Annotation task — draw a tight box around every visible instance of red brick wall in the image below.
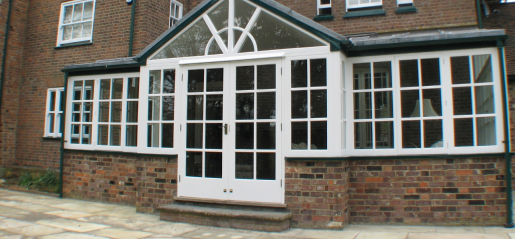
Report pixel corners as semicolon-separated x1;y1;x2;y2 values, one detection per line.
349;157;506;225
285;161;350;229
0;0;29;168
63;151;177;213
483;3;515;78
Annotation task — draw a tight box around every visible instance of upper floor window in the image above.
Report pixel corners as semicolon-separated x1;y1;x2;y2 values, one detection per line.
57;0;95;46
317;0;332;15
170;0;183;27
346;0;382;10
397;0;413;6
45;88;65;138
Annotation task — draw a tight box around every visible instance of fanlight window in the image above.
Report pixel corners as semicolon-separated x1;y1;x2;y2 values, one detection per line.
152;0;325;60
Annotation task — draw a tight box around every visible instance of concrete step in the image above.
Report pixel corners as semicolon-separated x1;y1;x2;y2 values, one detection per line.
158;203;292;232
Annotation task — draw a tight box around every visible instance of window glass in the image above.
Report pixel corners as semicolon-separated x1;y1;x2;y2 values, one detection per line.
45;88;65;138
58;0;95;46
148;69;176;148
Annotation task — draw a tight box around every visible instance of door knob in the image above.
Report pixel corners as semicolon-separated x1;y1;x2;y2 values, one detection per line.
224;189;227;192
229;189;233;193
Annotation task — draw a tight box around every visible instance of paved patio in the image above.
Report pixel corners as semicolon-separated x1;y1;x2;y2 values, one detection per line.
1;189;515;239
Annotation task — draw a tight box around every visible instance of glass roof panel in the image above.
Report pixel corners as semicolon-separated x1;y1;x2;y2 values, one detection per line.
234;0;256;29
153;19;212;59
208;0;229;31
208;40;223;55
239;35;254;53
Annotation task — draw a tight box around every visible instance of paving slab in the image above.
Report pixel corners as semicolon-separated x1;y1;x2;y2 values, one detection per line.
347;225;436;233
436;227;485;233
408;232;509;239
484;227;515;234
294;230;360;239
36;218;110;233
11;204;57;213
44;210;93;219
0;219;33;229
3;224;65;237
143;223;199;236
355;231;409;239
81;215;165;230
49;203;110;213
179;228;263;239
89;228;154;239
0;235;25;239
39;232;110;239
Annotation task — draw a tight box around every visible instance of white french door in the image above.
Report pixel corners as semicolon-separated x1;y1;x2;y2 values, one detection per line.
178;59;283;204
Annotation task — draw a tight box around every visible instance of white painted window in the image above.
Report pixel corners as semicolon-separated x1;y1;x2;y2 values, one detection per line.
346;0;382;10
348;49;503;155
397;0;413;6
317;0;332;15
45;88;65;138
170;0;183;27
57;0;95;46
147;69;176;148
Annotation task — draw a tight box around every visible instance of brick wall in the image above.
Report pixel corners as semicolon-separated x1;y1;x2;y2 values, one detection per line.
0;0;29;168
285;161;350;229
483;3;515;78
63;151;177;213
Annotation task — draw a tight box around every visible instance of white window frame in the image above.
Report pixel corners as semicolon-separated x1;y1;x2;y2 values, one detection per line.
57;0;96;46
170;0;183;28
44;88;65;138
345;48;504;156
346;0;382;10
317;0;332;16
397;0;413;5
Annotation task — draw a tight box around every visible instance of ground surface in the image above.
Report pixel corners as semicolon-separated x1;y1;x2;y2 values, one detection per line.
1;189;515;239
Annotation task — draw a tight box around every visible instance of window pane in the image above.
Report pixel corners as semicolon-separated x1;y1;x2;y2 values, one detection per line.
311;121;327;149
72;24;82;39
291;60;307;88
148;123;160;147
82;102;92;122
163;70;175;93
453;87;472;115
475;85;494;114
236;123;254;149
291;91;307;118
291;122;307;149
239;35;254;53
59;91;65;111
73;81;82;100
71;125;80;143
162;96;175;121
148;96;160;121
207;0;228;31
473;55;493;83
236;93;254;119
187;95;203;120
82;124;91;144
310;59;326;87
422;89;441;117
206;95;223;120
421;58;440;86
234;0;256;28
186;152;202;177
237;66;254;90
186;123;202;148
149;70;161;94
374;62;391;89
477;117;496;146
98;125;108;145
162;123;174;148
400;60;419;87
205;153;223;178
206;68;224;92
110;125;121;146
424;120;442;148
153;19;212;59
402;120;420;148
73;3;83;22
83;1;93;20
72;103;81;122
63;5;73;24
84;80;94;100
451;56;471;84
355;122;372;149
48;114;55;133
100;79;111;100
353;63;371;90
256;153;275;180
83;22;92;38
311;90;327;118
128;77;139;99
257;64;276;89
319;8;331;15
63;25;72;41
111;102;122;123
126;125;138;147
57;113;63;134
49;92;56;111
376;121;393;148
375;91;392;118
354;92;371;119
205;123;223;149
126;101;138;123
112;78;123;99
257;123;275;149
99;102;110;122
257;92;275;119
401;90;419;117
188;69;204;92
236;153;254;179
454;118;473;146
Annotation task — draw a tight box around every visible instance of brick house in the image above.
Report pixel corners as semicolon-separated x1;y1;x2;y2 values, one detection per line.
0;0;514;231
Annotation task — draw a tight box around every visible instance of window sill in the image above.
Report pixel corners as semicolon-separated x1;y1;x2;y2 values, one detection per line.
313;15;334;21
396;6;417;14
42;136;62;140
343;9;386;18
55;41;92;49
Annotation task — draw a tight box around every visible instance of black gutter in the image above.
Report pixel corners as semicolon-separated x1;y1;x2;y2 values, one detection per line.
476;0;483;29
0;0;14;135
128;0;136;57
498;40;514;228
59;72;69;199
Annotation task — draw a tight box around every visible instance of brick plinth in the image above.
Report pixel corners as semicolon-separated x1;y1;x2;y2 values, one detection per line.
63;151;178;213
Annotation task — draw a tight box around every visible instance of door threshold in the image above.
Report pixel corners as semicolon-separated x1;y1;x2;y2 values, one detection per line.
173;196;287;208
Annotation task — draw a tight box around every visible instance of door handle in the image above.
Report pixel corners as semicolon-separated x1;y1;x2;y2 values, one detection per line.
224;189;227;193
223;124;228;135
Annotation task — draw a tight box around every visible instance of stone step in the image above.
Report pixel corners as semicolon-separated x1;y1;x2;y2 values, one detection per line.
158;203;292;232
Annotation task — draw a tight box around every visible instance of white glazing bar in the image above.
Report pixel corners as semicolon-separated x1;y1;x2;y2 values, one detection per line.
203;15;229;54
233;8;260;53
228;0;235;53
